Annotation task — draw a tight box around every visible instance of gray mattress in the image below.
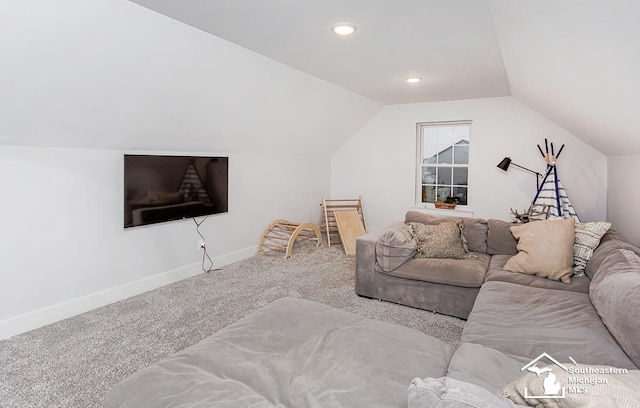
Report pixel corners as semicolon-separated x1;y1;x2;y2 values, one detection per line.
103;297;453;408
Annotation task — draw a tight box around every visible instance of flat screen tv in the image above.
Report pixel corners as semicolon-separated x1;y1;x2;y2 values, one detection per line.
124;155;228;228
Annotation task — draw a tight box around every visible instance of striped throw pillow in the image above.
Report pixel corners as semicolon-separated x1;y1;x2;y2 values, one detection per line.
573;221;611;275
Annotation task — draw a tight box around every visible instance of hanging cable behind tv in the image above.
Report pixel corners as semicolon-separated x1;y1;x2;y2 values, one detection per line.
193;216;220;273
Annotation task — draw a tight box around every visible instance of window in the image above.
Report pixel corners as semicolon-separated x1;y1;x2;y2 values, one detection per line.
416;121;471;207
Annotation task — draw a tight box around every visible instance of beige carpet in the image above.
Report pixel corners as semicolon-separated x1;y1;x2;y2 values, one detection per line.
0;241;464;407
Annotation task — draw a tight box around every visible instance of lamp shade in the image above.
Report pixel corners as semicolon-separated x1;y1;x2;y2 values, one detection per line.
497;157;512;171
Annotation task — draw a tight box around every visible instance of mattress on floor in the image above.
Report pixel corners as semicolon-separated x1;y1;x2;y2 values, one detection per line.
103;297;453;408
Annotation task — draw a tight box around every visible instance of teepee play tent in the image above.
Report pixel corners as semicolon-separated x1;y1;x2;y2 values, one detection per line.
531;139;580;222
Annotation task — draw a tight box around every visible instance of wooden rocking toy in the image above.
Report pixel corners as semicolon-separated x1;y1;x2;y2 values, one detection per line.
257;220;322;259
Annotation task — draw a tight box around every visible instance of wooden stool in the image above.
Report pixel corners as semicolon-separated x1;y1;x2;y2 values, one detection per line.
257;219;322;259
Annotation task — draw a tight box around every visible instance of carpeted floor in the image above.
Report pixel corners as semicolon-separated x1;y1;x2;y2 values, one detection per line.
0;241;465;407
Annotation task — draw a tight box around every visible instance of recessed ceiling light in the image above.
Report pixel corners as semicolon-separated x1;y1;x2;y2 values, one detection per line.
332;24;357;36
405;77;422;83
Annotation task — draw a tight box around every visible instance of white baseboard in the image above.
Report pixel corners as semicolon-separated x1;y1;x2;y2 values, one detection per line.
213;246;257;268
0;246;257;340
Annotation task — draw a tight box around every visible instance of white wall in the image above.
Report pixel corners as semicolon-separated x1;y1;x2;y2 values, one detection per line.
331;97;608;230
607;155;640;246
0;145;328;338
0;0;381;338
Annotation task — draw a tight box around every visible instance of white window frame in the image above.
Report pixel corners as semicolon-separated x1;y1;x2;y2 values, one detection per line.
415;120;472;209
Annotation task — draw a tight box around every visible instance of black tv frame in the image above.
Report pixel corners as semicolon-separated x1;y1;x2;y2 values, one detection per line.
124;154;228;228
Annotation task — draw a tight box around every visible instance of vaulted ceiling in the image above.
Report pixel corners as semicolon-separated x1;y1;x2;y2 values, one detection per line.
130;0;640;156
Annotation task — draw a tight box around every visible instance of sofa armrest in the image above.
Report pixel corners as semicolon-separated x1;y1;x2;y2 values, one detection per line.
356;221;412;297
355;230;384;298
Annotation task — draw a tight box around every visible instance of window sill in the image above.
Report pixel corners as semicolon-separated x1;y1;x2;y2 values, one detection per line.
411;205;474;218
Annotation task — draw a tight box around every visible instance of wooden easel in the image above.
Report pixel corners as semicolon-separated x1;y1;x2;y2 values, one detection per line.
257;220;322;259
320;196;367;252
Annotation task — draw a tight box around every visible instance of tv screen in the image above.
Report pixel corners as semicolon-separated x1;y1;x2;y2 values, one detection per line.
124;155;228;228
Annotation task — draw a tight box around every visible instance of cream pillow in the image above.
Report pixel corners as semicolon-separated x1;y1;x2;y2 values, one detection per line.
503;218;575;284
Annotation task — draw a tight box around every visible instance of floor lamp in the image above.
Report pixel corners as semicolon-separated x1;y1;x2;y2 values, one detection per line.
496;157;542;189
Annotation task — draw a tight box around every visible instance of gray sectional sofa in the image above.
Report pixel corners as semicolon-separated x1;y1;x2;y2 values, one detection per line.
356;211;593;318
104;210;640;407
356;210;640;400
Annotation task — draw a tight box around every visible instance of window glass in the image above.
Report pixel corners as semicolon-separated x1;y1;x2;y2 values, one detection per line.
452;167;468;186
437;186;451;202
438;167;452;185
417;121;471;206
422;167;437;184
452;187;468;205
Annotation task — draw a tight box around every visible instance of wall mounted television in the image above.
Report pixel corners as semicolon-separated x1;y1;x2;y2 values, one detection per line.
124;155;229;228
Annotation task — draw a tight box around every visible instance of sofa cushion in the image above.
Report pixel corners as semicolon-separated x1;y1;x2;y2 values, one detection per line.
104;297;453;408
446;342;531;394
404;211;488;253
486;255;590;293
573;221;611;275
585;229;640;280
503;218;575;284
410;221;469;259
500;363;640;408
590;249;640;368
386;253;490;288
375;222;417;272
462;281;637;369
462;218;489;254
371;271;480;319
408;376;522;408
405;210;438;225
486;219;518;255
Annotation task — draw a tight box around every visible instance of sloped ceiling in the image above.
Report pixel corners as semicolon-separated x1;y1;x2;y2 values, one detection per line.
130;0;640;156
490;0;640;156
1;0;637;156
130;0;511;105
0;0;381;155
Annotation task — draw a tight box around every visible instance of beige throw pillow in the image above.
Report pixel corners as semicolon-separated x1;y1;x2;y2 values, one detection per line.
409;221;469;259
504;218;575;284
